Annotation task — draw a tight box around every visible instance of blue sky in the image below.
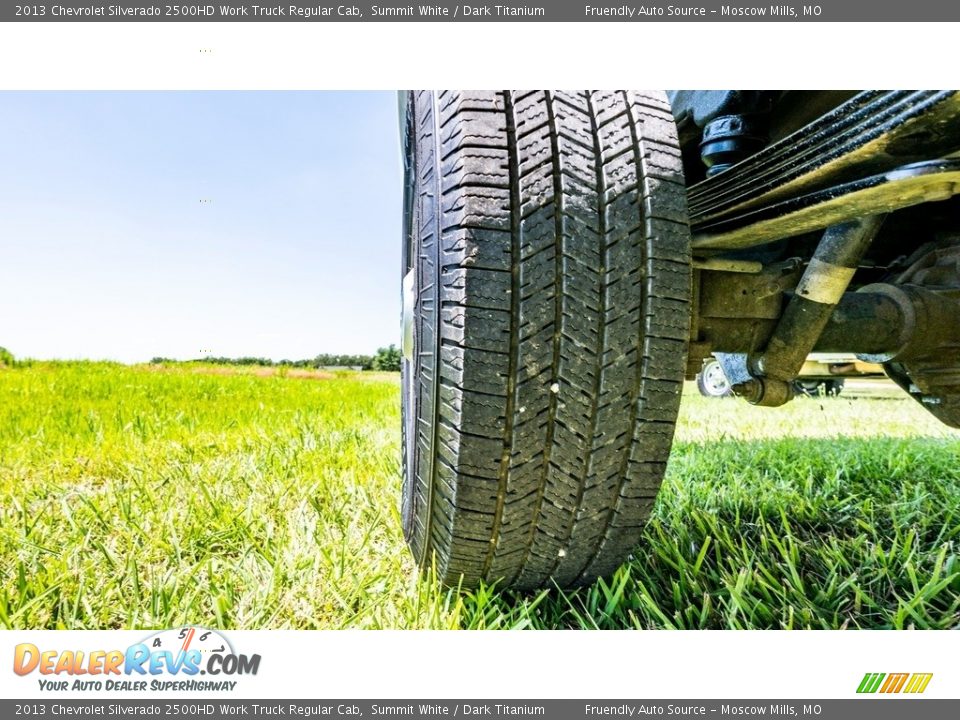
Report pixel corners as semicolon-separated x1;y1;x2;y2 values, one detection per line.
0;92;402;363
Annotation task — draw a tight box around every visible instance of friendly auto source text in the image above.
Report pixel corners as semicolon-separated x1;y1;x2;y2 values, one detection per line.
584;5;821;16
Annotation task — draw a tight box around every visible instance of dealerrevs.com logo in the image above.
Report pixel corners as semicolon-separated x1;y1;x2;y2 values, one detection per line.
13;627;260;692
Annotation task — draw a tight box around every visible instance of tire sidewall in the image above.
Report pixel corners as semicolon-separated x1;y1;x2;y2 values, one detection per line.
399;91;419;542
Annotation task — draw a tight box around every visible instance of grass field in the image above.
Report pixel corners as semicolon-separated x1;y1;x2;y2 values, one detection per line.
1;362;958;630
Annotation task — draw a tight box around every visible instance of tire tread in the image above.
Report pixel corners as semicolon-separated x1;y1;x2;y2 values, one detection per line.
403;90;690;589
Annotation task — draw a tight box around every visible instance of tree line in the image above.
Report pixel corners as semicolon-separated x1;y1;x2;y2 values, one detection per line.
150;344;402;372
1;345;403;372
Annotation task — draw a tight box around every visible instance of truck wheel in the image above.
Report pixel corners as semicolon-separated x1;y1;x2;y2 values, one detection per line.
794;379;844;397
696;358;732;397
825;379;845;396
794;380;819;396
400;90;690;590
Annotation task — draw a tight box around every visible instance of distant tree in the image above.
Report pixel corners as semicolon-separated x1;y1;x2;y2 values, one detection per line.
371;344;401;372
312;353;374;369
0;346;14;367
192;356;273;366
145;353;384;370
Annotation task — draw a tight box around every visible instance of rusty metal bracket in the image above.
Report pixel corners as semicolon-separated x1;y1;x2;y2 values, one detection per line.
730;216;885;406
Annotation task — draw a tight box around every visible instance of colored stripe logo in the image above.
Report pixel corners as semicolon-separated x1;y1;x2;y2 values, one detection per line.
857;672;933;694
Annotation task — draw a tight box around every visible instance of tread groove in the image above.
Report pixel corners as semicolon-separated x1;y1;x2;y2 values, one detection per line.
510;90;566;586
421;93;444;568
575;90;649;581
481;91;521;578
548;90;608;583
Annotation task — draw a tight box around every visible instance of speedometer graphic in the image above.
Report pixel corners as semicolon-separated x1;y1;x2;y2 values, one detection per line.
141;626;234;659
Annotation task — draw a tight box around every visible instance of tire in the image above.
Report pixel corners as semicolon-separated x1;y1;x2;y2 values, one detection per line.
696;358;732;397
400;90;691;590
825;379;845;396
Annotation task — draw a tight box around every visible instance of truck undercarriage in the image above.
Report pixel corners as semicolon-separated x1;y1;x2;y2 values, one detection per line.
399;90;960;589
673;90;960;424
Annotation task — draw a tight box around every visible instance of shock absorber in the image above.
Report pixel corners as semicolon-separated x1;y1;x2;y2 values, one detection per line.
700;113;768;177
734;215;887;406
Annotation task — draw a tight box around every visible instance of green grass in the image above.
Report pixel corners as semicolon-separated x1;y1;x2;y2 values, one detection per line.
1;362;958;629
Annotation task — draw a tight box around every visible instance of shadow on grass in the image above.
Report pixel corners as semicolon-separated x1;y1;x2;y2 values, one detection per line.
443;436;960;630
